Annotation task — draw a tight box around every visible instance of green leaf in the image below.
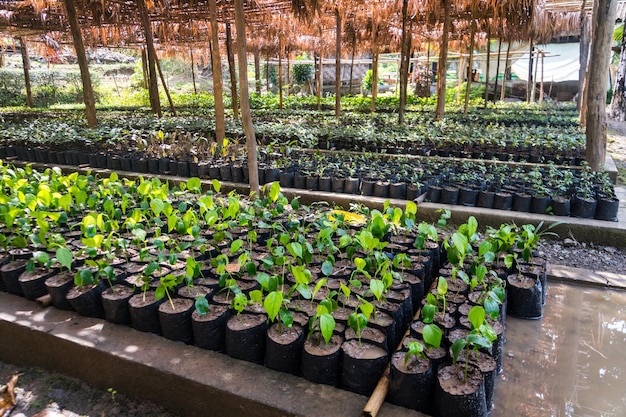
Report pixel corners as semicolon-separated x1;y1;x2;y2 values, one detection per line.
319;313;335;345
150;199;165;216
405;200;417;215
436;276;448;296
56;247;73;271
421;303;436;324
212;179;221;193
269;181;281;202
370;279;385;301
354;257;367;271
195;296;210;315
321;260;333;276
286;242;303;259
451;339;467;364
187;177;202;193
358;300;374;320
423;324;443;348
278;308;293;327
155;285;166;300
264;291;283;322
468;306;486;330
230;239;244;254
290;198;300;211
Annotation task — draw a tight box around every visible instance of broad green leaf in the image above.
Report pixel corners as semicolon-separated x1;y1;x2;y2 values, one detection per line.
423;324;443;348
405;200;417;216
269;181;281;202
264;291;283;322
354;257;367;271
230;239;244;254
370;279;384;301
56;247;73;271
468;306;486;330
195;296;210;315
451;339;467;364
150;198;165;216
321;260;333;276
437;276;448;296
212;179;221;193
319;313;335;345
286;242;303;259
187;177;202;193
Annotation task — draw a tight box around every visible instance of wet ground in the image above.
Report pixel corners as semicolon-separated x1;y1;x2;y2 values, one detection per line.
493;281;626;417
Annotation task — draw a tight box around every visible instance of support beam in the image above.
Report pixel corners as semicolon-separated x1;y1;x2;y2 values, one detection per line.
501;41;511;101
209;0;225;147
278;36;284;110
225;22;239;119
585;0;618;171
492;37;502;102
137;0;161;117
254;47;261;95
435;0;451;120
155;54;176;116
335;8;342;119
398;0;411;125
483;27;491;108
464;21;476;114
371;8;379;112
18;37;33;108
578;4;590;110
190;48;197;95
527;41;534;103
64;0;97;127
234;0;259;196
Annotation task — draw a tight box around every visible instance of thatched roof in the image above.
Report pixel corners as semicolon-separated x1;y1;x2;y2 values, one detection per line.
0;0;610;59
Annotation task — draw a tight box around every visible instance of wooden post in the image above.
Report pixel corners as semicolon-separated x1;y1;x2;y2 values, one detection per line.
141;48;149;90
349;22;356;96
225;22;239;119
278;36;284;109
254;46;261;94
464;21;476;114
435;0;451;120
371;8;379;112
483;27;491;107
317;50;323;110
457;56;465;103
492;37;502;102
137;0;161;117
398;0;411;125
64;0;98;127
578;5;590;110
501;41;511;101
335;8;342;118
530;47;539;102
190;47;197;95
265;53;270;93
209;0;225;147
586;0;618;171
234;0;259;196
18;37;33;108
287;51;291;94
155;54;177;115
539;51;545;103
527;41;534;102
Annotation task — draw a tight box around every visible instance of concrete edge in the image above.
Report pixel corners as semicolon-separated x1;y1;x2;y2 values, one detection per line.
0;292;423;417
7;160;626;248
548;264;626;291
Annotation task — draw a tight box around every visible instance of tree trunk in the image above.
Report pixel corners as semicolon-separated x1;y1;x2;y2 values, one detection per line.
137;0;161;117
578;11;591;110
254;47;261;94
501;41;511;101
398;0;411;125
18;37;33;108
435;0;451;120
155;54;177;115
492;38;502;102
234;0;259;196
190;48;197;95
586;0;618;171
64;0;98;127
209;0;225;147
225;22;239;119
335;8;342;119
464;21;476;114
609;27;626;120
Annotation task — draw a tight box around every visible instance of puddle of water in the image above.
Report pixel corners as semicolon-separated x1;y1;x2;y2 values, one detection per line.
492;282;626;417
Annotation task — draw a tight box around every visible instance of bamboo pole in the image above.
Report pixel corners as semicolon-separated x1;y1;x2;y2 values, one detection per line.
209;0;225;147
492;37;502;102
464;21;476;114
18;37;33;108
483;27;491;108
64;0;97;127
254;46;261;94
137;0;161;117
539;51;545;103
155;54;177;116
278;36;284;109
501;41;511;101
190;47;197;95
371;8;379;112
435;0;451;120
335;8;342;119
234;0;259;196
398;0;411;125
226;22;239;119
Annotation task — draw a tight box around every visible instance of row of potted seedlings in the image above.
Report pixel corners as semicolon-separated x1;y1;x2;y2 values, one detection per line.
2;142;618;222
0;163;552;416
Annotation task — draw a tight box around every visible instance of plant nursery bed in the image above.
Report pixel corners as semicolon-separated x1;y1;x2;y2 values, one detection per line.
0;162;567;417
